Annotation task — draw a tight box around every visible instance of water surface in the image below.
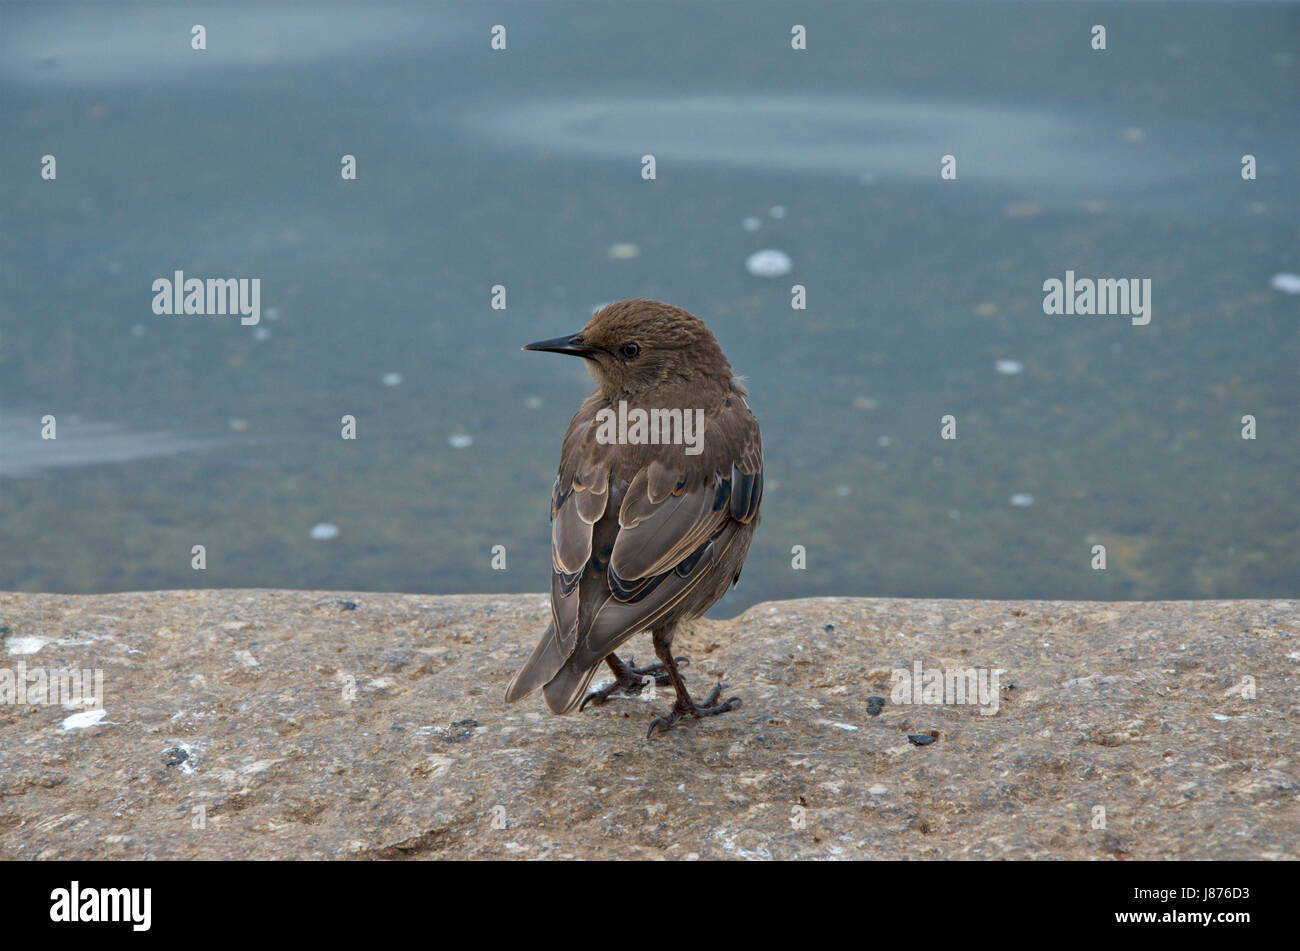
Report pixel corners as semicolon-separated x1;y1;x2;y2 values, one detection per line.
1;1;1296;608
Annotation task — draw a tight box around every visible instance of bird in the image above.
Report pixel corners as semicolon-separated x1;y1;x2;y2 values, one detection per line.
505;299;763;737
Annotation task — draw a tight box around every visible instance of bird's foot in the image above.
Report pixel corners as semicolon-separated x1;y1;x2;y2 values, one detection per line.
580;656;688;711
646;684;742;737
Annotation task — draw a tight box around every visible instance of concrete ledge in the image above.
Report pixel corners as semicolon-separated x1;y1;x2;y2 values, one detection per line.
0;590;1295;860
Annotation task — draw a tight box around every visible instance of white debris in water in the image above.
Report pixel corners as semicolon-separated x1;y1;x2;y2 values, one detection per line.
130;323;145;337
524;395;543;409
741;216;762;232
382;372;403;387
996;359;1024;375
7;636;48;655
253;327;270;341
1010;493;1035;507
769;205;787;219
877;435;893;447
228;418;249;432
835;485;851;497
853;395;880;410
265;306;280;321
1269;272;1300;294
62;709;106;730
310;522;339;541
448;433;473;449
607;243;639;260
745;249;792;278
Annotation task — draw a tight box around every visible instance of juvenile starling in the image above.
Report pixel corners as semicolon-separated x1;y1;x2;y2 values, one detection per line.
505;300;763;736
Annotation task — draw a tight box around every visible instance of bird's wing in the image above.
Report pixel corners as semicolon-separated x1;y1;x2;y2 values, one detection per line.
597;401;760;628
549;455;611;651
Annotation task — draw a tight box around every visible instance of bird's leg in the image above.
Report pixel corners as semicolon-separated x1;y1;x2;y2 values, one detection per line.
579;651;687;711
646;628;741;737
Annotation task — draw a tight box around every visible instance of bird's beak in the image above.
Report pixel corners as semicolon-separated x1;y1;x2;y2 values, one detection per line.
522;333;602;360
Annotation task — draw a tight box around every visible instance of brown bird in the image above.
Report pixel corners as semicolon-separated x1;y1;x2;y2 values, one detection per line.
505;299;763;736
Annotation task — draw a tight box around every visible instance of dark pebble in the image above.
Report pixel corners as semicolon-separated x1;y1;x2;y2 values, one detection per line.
865;696;886;716
161;746;190;767
908;733;937;746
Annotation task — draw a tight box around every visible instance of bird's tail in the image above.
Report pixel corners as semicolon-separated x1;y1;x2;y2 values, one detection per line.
504;621;571;705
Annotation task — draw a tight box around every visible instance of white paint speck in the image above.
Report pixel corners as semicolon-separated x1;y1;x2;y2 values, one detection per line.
996;359;1024;375
769;205;786;219
745;249;792;278
524;395;543;409
381;372;403;387
252;327;270;341
448;433;473;449
1010;493;1034;507
7;636;47;655
310;522;339;541
877;435;893;447
835;485;851;497
62;709;106;730
1269;272;1300;294
741;216;762;232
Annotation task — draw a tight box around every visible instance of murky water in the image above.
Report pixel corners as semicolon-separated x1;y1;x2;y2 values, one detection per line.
1;1;1296;608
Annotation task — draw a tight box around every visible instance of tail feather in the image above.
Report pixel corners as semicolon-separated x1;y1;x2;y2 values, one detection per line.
504;622;570;704
541;660;603;715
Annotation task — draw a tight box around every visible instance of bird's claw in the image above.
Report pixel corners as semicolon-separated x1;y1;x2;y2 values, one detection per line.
581;656;688;711
645;686;742;738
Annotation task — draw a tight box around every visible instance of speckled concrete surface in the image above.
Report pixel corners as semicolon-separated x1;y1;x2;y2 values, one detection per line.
0;590;1295;859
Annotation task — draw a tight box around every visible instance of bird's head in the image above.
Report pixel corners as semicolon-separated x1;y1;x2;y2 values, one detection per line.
523;299;733;400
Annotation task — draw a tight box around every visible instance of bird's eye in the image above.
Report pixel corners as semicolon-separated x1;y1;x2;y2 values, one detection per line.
620;342;641;359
